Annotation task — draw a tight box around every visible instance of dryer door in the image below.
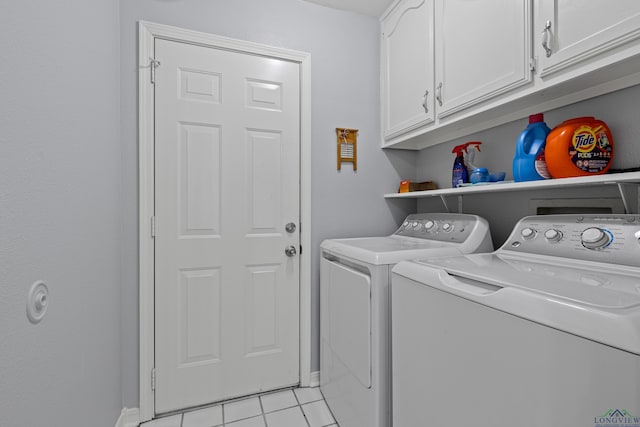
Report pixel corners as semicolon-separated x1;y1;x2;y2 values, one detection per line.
321;257;371;388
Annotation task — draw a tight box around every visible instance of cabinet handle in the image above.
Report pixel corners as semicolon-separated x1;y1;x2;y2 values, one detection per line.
542;20;552;58
436;82;443;106
422;90;429;113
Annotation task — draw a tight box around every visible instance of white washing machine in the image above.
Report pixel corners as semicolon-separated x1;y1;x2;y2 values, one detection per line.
320;213;493;427
392;214;640;427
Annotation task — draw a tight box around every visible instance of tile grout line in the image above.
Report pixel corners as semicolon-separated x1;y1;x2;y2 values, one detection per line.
293;388;312;427
258;392;268;427
317;388;338;427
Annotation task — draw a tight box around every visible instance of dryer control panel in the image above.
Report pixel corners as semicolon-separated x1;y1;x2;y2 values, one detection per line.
502;214;640;267
395;213;487;244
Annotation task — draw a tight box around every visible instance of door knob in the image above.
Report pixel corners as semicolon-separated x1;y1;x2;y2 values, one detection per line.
285;222;296;233
285;245;297;257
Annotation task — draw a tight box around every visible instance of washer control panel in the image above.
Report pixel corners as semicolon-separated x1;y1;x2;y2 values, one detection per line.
394;213;483;243
503;214;640;267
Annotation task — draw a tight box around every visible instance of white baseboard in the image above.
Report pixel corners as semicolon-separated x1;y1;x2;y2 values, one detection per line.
116;407;140;427
309;370;320;387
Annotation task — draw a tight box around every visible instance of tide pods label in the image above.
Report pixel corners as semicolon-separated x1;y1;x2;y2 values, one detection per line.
573;127;597;152
569;125;612;173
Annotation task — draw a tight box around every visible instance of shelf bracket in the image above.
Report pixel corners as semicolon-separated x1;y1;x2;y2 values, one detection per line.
439;195;464;213
616;183;639;214
439;195;451;213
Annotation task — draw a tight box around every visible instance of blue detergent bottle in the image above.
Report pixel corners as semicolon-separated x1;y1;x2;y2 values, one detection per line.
451;143;469;188
513;113;552;182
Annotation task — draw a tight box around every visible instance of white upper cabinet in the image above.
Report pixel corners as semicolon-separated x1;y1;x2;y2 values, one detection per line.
381;0;434;140
537;0;640;77
381;0;640;149
434;0;532;118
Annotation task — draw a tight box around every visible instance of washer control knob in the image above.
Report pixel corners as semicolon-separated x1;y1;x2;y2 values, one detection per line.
442;223;453;232
544;229;562;242
414;222;423;231
521;227;536;239
403;221;410;229
581;227;612;250
424;220;435;231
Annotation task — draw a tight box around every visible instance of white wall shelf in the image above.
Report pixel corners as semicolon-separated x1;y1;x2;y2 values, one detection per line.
385;172;640;213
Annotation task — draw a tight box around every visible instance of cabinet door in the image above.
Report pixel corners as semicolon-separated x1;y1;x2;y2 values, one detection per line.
435;0;532;118
381;0;434;141
537;0;640;77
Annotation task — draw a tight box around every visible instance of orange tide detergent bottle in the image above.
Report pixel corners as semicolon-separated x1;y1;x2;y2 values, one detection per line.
545;117;614;178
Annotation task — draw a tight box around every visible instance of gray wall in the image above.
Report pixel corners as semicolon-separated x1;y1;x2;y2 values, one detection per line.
415;85;640;245
0;1;122;427
120;0;415;407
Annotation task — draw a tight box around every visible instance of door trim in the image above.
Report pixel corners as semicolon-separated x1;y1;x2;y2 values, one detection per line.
137;20;312;422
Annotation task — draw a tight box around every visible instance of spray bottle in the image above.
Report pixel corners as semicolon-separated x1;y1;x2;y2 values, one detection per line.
465;142;488;183
451;143;470;188
465;141;483;171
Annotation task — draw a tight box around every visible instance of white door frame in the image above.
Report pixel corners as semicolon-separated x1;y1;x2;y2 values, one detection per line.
137;20;312;422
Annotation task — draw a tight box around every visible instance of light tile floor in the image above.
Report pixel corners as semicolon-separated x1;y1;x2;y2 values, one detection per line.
141;387;337;427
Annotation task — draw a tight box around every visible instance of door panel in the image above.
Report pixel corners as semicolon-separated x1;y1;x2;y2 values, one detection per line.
179;123;221;235
435;0;532;117
154;38;300;414
327;260;371;388
179;269;221;365
381;0;435;140
247;130;282;230
538;0;640;76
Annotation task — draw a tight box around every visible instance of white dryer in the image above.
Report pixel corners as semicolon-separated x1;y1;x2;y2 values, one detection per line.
392;214;640;427
320;213;493;427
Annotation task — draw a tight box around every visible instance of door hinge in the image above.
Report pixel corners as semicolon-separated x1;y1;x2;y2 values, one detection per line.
151;368;156;391
149;58;161;84
151;216;156;238
529;57;537;73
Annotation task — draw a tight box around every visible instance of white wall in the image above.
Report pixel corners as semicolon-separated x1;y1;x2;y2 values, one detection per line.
119;0;416;407
0;2;122;426
415;85;640;245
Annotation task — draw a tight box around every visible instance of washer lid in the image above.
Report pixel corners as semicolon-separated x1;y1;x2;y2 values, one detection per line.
321;236;459;265
416;253;640;309
393;254;640;354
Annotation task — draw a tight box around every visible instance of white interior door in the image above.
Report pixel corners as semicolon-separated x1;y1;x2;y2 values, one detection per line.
154;38;301;414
